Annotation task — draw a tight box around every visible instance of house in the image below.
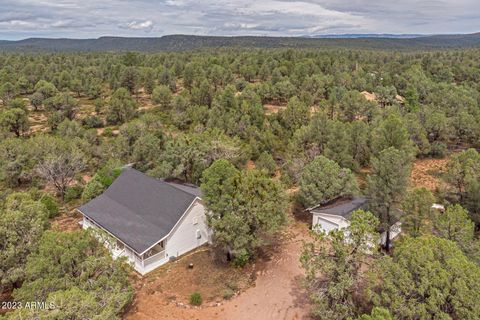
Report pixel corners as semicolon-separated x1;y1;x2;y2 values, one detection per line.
77;168;210;275
307;197;401;246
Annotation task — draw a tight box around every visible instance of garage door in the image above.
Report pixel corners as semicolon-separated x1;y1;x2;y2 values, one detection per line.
314;216;339;234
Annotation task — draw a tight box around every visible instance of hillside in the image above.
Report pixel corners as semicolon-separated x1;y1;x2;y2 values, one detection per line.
1;33;479;52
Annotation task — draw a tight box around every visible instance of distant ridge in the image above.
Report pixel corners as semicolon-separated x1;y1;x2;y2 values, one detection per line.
310;34;425;39
0;33;479;52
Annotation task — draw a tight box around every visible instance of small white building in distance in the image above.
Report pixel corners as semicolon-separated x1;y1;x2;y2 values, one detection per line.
307;197;401;246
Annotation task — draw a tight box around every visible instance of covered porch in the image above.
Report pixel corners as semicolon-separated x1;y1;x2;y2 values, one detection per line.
131;241;168;274
82;216;169;275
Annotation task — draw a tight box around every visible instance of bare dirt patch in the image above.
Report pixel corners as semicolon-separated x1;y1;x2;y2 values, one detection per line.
125;248;256;320
138;101;157;112
246;160;256;170
82;174;92;184
360;91;404;104
286;187;300;195
51;210;82;232
0;291;13;314
264;104;286;115
76;99;96;117
28;111;49;133
361;91;376;102
220;223;312;320
135;90;158;112
410;157;449;191
126;220;312;320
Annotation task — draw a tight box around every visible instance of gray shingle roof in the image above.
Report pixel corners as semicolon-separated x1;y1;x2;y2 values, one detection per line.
78;168;200;254
310;197;368;220
164;181;202;197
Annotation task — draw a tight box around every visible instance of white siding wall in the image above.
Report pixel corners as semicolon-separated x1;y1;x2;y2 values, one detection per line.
380;221;402;246
312;212;350;233
311;212;403;250
165;199;210;259
82;216;95;229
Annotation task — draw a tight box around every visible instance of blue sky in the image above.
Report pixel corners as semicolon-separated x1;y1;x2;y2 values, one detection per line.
0;0;479;40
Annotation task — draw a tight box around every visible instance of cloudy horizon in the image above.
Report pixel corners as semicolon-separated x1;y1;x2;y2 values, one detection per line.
0;0;479;40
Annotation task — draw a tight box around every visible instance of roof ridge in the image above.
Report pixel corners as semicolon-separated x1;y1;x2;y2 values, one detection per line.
125;168;197;199
109;169;197;226
165;181;200;196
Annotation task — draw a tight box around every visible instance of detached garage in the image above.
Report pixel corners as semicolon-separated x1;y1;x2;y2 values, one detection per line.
308;197;368;233
307;196;402;247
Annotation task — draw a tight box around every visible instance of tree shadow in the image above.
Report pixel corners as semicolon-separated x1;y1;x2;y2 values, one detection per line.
290;274;314;319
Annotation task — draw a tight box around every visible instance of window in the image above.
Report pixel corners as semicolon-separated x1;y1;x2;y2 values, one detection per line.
116;240;125;250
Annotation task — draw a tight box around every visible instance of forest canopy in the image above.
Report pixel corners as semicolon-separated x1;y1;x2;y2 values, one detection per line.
0;47;479;319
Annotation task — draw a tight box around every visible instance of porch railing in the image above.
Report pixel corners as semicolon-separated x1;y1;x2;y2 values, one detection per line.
143;250;166;267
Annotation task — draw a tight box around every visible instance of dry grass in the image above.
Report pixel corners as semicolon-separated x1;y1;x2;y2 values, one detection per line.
51;214;82;232
361;91;376;102
263;104;286;114
360;91;404;103
130;248;256;306
28;110;49;133
410;157;449;191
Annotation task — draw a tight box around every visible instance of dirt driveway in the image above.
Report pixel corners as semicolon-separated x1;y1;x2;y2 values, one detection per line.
125;220;312;320
220;229;311;320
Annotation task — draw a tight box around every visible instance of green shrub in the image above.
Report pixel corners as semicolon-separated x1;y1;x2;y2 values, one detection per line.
47;110;67;131
94;98;104;113
103;127;114;137
64;185;83;202
225;281;239;291
222;288;234;300
189;292;203;306
81;164;122;203
40;194;59;218
279;170;293;188
96;166;122;187
232;249;251;267
82;115;104;128
255;151;277;176
81;179;105;202
235;79;248;91
430;141;447;158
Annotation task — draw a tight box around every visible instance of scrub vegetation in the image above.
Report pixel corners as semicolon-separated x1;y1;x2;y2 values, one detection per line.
0;47;480;319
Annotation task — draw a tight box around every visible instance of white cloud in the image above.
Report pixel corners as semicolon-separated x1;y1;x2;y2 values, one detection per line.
0;0;478;39
123;20;155;31
0;19;37;28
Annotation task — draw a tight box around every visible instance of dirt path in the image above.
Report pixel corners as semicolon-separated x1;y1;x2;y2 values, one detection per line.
220;229;311;320
126;222;312;320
